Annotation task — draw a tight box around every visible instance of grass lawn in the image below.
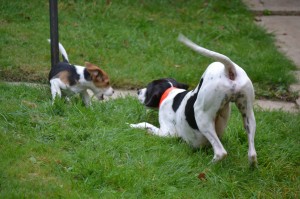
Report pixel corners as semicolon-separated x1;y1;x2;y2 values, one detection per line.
1;0;299;198
0;82;299;198
0;0;297;100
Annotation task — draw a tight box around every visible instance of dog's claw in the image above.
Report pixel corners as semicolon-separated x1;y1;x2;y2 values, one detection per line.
249;155;258;168
212;152;228;163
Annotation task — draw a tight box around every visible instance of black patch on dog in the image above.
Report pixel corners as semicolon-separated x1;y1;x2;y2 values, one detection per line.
84;69;92;81
48;62;80;86
185;78;204;130
172;91;189;112
144;78;188;108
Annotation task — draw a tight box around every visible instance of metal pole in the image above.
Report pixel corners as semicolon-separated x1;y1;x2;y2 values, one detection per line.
49;0;59;68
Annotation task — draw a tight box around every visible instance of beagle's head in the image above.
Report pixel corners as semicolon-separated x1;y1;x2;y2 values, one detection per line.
137;78;188;108
85;62;114;100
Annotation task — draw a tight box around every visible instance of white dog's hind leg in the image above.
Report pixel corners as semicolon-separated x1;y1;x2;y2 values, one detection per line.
196;115;228;163
215;104;231;138
246;110;257;167
236;96;257;167
235;90;257;166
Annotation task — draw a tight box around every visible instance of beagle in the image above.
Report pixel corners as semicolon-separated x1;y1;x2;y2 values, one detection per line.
48;41;114;106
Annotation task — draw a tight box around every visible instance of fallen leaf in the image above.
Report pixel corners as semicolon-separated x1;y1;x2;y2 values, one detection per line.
198;172;206;181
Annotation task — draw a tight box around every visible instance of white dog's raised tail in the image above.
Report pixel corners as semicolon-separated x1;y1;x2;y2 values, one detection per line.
178;34;236;80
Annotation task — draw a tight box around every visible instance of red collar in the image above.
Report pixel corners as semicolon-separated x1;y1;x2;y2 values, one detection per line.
159;87;176;107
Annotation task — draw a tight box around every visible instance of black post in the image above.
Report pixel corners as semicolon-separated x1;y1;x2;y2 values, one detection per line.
49;0;59;68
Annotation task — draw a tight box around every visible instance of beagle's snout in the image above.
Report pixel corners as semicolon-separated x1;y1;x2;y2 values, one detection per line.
137;89;141;95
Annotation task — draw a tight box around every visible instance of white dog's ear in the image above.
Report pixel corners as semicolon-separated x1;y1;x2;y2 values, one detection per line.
167;78;189;90
144;90;161;108
143;82;166;108
177;82;188;90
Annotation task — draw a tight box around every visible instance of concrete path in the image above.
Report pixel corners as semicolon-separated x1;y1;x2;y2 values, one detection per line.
7;81;298;113
105;89;136;100
243;0;300;15
243;0;300;113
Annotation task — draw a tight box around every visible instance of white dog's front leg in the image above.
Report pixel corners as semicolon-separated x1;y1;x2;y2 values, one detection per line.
130;122;161;135
130;122;171;137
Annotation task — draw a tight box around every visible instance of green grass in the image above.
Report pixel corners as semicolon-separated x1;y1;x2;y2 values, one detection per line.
0;0;297;100
0;82;299;198
0;1;299;197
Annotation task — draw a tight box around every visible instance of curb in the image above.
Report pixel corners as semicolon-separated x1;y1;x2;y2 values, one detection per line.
2;82;299;113
250;10;300;16
242;0;300;16
254;99;298;113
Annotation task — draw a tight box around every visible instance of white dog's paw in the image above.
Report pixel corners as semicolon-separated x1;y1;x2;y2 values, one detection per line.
248;151;258;168
212;151;228;163
129;123;138;128
127;123;136;128
129;122;146;129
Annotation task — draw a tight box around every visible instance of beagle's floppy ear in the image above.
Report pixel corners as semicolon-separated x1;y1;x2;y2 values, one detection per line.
85;62;105;78
85;62;92;67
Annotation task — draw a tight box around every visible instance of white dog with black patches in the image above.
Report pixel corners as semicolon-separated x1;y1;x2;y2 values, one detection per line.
48;41;114;106
131;34;257;167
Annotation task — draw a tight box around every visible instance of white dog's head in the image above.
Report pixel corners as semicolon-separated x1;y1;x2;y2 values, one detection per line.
137;78;188;108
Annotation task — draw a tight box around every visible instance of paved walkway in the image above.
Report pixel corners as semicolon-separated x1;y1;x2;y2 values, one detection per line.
6;81;299;112
243;0;300;113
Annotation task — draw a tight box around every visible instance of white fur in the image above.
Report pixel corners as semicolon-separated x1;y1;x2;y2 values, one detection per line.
48;39;69;62
131;35;257;166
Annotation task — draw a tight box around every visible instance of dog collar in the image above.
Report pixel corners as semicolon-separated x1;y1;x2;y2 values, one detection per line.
159;87;176;107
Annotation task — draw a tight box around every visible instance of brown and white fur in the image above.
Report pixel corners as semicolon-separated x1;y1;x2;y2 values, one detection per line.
130;34;257;167
48;41;114;106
